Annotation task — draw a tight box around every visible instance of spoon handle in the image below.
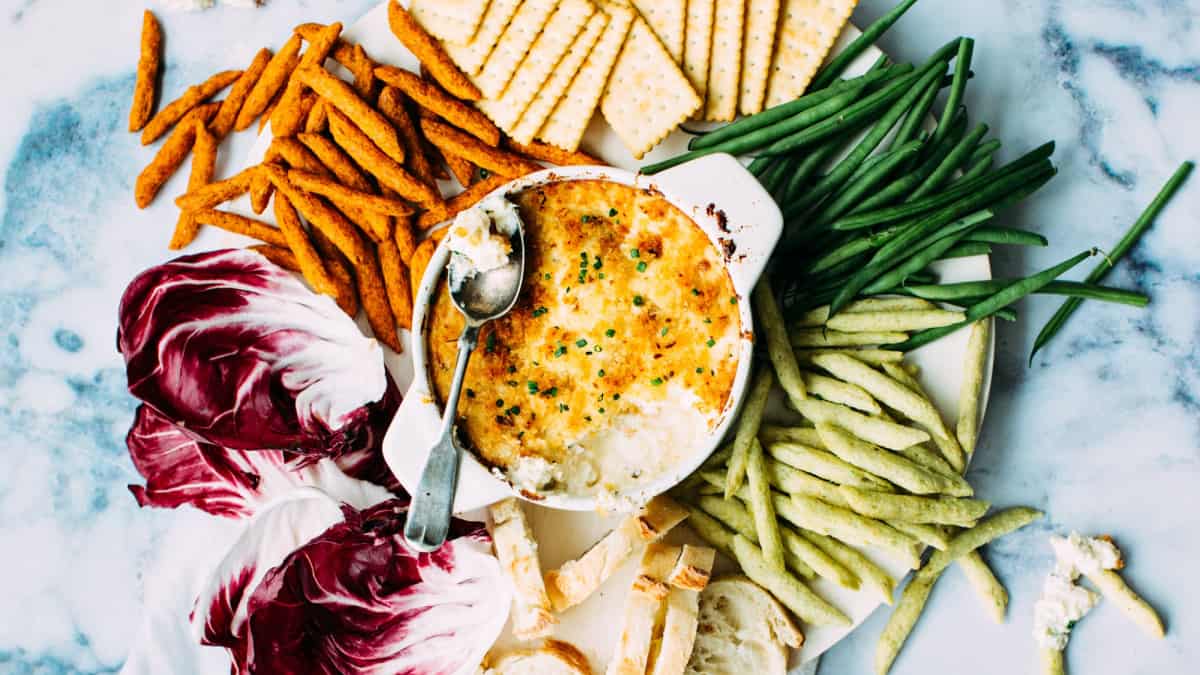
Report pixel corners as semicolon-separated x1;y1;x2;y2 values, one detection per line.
404;324;480;552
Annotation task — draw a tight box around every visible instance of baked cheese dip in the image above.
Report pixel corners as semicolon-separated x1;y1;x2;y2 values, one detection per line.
428;179;742;508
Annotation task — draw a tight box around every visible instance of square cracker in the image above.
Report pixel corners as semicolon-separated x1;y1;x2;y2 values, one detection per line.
764;0;858;107
682;0;716;104
445;0;523;75
512;11;610;144
739;0;782;114
476;0;561;99
631;0;687;63
539;2;635;151
410;0;491;44
601;16;702;158
478;0;596;132
704;0;746;121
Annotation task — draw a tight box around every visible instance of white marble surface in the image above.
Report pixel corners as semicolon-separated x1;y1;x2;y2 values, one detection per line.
0;1;1196;673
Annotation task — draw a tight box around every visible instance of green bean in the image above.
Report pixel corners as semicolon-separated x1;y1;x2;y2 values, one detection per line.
906;270;938;285
690;67;900;151
748;155;774;176
803;142;925;230
963;226;1048;247
957;155;994;184
1031;161;1193;362
861;210;993;294
889;71;943;152
966;138;1002;166
937;242;992;259
886;249;1097;350
808;0;921;91
784;66;946;216
831;143;1056;230
758;68;926;157
782;138;850;205
907;122;990;201
642;71;901;174
932;38;974;147
899;279;1149;307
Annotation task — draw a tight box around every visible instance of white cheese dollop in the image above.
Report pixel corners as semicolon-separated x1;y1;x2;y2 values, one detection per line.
446;195;519;281
1032;532;1123;650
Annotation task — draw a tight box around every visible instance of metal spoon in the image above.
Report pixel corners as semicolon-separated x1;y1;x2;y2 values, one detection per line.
404;215;526;552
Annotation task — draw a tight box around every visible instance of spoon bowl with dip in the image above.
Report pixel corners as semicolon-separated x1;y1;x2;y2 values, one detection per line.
404;196;526;552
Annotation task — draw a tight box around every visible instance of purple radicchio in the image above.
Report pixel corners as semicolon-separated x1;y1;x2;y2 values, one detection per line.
193;494;509;675
118;248;394;457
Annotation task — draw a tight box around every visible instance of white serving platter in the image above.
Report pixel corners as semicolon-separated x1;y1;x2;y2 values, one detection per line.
218;3;995;672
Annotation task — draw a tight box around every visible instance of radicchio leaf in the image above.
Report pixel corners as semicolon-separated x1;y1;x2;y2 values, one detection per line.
194;496;509;675
118;248;392;457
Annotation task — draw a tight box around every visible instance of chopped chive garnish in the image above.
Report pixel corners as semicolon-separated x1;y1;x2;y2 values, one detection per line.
730;296;738;304
651;377;664;386
508;365;517;373
526;381;538;393
609;208;618;217
506;406;521;416
692;288;700;296
543;272;551;280
479;169;490;179
598;272;606;279
661;327;669;336
485;333;496;353
630;248;640;259
612;393;620;400
593;258;603;270
695;367;704;374
466;388;475;398
532;306;548;317
495;399;504;408
704;317;712;324
599;407;606;414
559;403;569;412
574;339;587;348
598;369;606;377
555;345;567;357
706;338;716;348
581;215;593;223
633;295;644;306
544;387;558;397
594;345;603;352
506;380;518;386
517;431;524;440
636;261;648;273
605;328;616;337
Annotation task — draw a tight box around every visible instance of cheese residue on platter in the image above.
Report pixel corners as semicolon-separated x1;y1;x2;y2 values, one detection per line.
428;180;741;510
1033;532;1123;650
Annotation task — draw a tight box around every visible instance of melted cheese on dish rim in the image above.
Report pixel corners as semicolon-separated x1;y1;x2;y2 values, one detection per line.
427;180;741;506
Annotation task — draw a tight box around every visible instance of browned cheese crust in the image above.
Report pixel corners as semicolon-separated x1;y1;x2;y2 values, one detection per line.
428;179;740;478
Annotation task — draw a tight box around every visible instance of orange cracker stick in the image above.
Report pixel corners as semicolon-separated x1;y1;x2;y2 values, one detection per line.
237;35;302;132
191;209;289;248
135;102;220;209
212;48;272;137
374;66;500;146
416;174;508;229
350;44;378;100
258;88;284;134
376;238;413;329
444;151;476;187
175;164;259;211
271;23;342;138
507;138;603;167
248;244;301;272
273;191;337;298
327;107;443;207
270;137;332;177
420;118;543;179
265;165;400;351
272;138;390;241
393;213;418;262
297;133;373;191
141;70;241;145
386;1;481;101
168;119;218;249
293;23;359;71
129;10;162;132
305;99;328;133
288;169;414;218
377;86;438;189
295;65;405;164
309;228;360;316
249;175;274;215
407;237;438;305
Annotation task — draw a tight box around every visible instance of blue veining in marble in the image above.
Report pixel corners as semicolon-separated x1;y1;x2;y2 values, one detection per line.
0;1;1197;674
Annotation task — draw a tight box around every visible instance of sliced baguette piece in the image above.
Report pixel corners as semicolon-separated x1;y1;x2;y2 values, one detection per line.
546;496;689;611
649;546;716;675
684;576;803;675
607;543;683;675
486;639;593;675
490;498;557;641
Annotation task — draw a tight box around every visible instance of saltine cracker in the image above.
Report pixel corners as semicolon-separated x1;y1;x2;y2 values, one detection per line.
739;0;782;114
512;11;610;144
682;0;716;105
704;0;746;121
632;0;687;63
410;0;491;44
475;0;561;99
764;0;858;107
445;0;523;75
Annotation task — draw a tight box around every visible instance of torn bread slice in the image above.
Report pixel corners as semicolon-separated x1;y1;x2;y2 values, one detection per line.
486;640;593;675
490;498;557;641
606;543;682;675
648;545;715;675
545;495;689;611
684;576;803;675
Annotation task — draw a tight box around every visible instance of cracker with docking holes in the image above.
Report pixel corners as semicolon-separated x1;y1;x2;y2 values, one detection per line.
445;0;523;75
682;0;716;106
409;0;490;44
764;0;858;107
475;0;561;99
632;0;687;63
704;0;745;121
739;0;782;115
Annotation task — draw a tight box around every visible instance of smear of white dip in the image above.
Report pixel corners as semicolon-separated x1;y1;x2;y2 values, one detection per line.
446;195;519;289
1033;532;1122;650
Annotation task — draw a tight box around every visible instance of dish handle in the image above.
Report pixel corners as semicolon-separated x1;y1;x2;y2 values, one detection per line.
638;153;783;294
